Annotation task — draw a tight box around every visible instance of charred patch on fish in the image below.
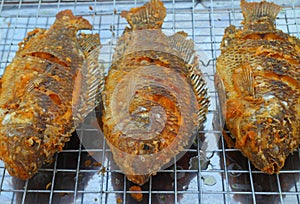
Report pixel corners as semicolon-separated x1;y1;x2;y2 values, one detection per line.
215;0;300;174
100;0;209;185
0;10;102;180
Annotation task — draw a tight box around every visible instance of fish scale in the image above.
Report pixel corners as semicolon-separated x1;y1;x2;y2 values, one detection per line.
101;0;209;185
0;10;101;180
216;0;300;174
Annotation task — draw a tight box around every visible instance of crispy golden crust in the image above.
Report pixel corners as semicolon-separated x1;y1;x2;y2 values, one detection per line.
102;0;209;185
103;54;199;185
216;0;300;174
0;10;99;180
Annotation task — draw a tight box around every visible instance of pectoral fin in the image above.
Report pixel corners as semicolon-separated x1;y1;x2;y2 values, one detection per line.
214;73;227;127
223;129;235;148
233;63;255;97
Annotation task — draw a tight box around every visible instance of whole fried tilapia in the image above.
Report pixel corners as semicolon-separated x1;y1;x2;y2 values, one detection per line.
0;10;101;179
101;0;209;185
215;0;300;174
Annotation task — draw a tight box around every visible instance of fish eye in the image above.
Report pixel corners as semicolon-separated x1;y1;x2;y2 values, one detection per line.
143;144;150;150
26;138;35;147
25;137;40;148
29;163;38;172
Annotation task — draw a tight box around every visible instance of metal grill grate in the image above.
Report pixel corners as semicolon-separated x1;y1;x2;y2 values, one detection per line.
0;0;300;203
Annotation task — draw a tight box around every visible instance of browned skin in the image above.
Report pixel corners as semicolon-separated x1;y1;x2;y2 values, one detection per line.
103;50;200;185
216;0;300;174
102;0;209;185
0;10;100;179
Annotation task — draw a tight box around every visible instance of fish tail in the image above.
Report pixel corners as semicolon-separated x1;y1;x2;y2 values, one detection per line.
240;0;282;23
120;0;166;30
55;10;92;30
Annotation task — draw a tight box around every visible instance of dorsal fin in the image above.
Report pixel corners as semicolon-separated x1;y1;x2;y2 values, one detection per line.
120;0;166;30
71;33;103;121
72;45;103;126
167;31;209;125
240;0;282;23
188;62;210;125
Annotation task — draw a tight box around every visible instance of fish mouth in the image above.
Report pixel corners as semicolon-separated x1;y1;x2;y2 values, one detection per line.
5;159;36;180
3;147;40;180
262;147;285;174
262;160;281;174
126;174;150;186
253;153;285;174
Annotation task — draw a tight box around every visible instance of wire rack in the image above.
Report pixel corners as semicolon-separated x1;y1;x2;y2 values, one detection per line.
0;0;299;204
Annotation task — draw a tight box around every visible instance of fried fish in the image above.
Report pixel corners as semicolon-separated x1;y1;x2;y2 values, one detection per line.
215;0;300;174
101;0;209;185
0;10;101;179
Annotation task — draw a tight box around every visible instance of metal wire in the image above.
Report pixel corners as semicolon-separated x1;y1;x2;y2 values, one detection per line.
0;0;300;204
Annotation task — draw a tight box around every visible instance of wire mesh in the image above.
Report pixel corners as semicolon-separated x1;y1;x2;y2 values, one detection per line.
0;0;299;204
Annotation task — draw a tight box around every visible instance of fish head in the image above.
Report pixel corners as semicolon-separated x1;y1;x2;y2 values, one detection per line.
233;98;296;174
0;109;45;180
1;132;44;180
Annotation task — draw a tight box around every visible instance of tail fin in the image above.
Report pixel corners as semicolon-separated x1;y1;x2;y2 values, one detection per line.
55;10;92;30
120;0;166;30
240;0;281;23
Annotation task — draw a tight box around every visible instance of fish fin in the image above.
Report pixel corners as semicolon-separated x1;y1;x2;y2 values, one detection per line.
55;10;92;30
168;31;209;124
240;0;281;23
24;63;62;94
78;33;101;57
214;73;226;127
24;32;102;122
72;45;104;125
189;65;210;125
234;63;255;97
222;129;235;148
167;31;196;64
0;78;2;94
120;0;166;30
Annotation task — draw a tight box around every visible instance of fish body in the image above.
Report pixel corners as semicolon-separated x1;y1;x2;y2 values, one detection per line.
101;0;209;185
0;10;101;179
216;0;300;173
